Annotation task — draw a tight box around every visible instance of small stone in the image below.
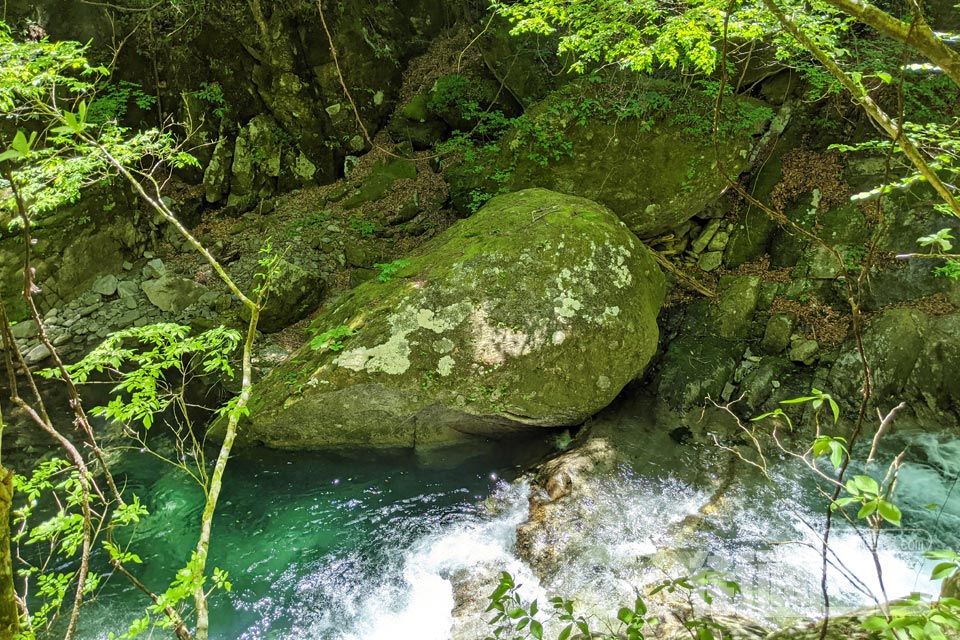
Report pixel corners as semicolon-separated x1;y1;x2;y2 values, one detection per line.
91;274;119;296
144;258;166;279
118;310;141;325
11;320;38;340
122;261;134;271
761;314;794;355
788;338;820;365
707;231;730;252
143;251;155;259
52;333;71;347
721;382;736;401
348;135;365;152
142;276;206;313
117;281;139;299
44;307;59;321
25;343;51;364
125;297;138;310
77;304;99;318
79;292;101;306
214;295;232;313
698;251;723;272
691;219;723;254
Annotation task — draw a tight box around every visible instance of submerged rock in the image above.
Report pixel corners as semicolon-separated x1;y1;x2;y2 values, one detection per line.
236;188;665;448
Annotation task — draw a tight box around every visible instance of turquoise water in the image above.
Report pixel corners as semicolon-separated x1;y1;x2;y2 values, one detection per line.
72;438;552;639
60;428;960;639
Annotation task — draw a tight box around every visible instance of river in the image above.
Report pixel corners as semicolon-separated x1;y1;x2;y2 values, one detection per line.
65;426;959;639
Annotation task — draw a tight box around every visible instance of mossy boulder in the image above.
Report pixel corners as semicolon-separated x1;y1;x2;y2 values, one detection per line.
238;189;665;448
448;77;772;238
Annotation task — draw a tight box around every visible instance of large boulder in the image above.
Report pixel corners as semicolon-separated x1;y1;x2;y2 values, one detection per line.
237;188;665;448
448;77;772;238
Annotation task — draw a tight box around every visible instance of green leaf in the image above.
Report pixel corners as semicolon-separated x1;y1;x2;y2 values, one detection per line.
829;442;846;470
10;129;32;154
634;596;647;617
558;624;573;640
877;500;902;527
932;562;958;580
828;397;840;423
845;479;861;497
858;500;878;519
862;615;890;631
618;608;635;624
530;620;543;640
852;475;880;496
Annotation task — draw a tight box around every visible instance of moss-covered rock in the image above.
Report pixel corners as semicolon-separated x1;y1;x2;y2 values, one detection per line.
827;308;928;410
906;313;960;423
448;77;772;238
245;258;326;333
237;189;665;448
656;334;741;410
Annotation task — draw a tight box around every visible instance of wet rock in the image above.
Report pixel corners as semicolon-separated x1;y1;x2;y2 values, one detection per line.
828;308;927;410
741;357;790;409
905;312;960;423
657;334;740;410
233;189;665;449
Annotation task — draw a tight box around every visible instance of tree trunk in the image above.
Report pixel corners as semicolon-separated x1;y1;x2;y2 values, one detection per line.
0;466;19;639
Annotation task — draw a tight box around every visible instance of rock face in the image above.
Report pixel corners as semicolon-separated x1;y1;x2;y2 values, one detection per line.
238;188;665;448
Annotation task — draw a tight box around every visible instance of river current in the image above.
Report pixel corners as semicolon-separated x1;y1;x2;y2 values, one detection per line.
69;428;960;639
